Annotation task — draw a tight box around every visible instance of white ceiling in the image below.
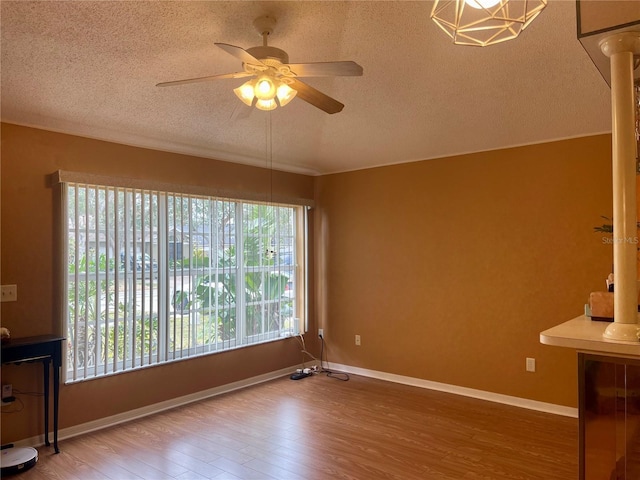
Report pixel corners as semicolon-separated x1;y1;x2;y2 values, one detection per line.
1;1;612;175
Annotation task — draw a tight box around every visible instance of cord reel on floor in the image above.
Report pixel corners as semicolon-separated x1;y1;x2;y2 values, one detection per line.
292;333;349;381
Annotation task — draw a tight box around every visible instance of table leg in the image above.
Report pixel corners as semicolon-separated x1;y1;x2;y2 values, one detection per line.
53;358;60;454
43;358;50;447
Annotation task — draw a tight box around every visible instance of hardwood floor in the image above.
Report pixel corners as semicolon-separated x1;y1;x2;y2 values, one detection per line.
17;373;577;479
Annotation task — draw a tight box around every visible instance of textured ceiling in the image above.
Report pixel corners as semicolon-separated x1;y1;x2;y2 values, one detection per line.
1;1;612;175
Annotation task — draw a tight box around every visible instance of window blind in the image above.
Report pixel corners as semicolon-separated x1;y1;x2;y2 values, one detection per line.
60;174;307;382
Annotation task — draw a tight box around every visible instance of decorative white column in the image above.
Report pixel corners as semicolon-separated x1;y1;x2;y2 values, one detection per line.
600;32;640;342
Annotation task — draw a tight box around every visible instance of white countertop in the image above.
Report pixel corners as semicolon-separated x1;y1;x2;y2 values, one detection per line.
540;315;640;357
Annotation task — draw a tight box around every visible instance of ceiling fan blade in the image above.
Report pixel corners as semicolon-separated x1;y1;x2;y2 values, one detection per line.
156;71;253;87
288;78;344;114
215;43;265;67
285;61;363;77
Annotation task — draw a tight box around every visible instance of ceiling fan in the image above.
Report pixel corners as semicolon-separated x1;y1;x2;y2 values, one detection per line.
156;15;363;114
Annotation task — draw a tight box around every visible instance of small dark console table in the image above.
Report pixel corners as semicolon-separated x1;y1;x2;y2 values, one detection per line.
1;335;64;453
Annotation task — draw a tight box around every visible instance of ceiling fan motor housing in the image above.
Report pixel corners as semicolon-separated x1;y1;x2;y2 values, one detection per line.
246;46;289;66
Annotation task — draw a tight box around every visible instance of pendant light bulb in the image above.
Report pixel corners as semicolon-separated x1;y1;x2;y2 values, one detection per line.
465;0;501;9
234;80;255;106
254;76;277;101
276;83;297;107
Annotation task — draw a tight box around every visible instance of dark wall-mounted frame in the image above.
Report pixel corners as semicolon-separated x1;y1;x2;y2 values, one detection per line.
576;0;640;86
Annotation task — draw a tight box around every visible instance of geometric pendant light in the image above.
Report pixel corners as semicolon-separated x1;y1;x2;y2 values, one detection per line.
431;0;548;47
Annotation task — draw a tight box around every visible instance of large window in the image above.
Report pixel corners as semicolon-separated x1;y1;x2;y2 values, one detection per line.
62;179;306;382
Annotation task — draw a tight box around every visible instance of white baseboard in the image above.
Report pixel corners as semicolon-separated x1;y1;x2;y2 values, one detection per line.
11;366;296;449
327;362;578;418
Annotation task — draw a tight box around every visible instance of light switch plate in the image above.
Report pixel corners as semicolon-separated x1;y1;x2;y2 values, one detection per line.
526;357;536;372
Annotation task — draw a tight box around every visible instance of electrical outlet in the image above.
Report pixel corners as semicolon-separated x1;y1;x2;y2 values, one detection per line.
1;285;17;302
318;328;324;338
526;357;536;372
355;334;361;346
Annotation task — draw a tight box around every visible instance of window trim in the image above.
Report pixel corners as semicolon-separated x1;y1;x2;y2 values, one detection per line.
52;170;314;208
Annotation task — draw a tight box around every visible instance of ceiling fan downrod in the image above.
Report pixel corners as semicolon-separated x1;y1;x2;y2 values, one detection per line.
253;15;276;47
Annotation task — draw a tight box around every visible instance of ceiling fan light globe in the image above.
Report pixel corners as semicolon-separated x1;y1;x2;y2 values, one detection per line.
234;81;255;106
254;76;277;101
255;98;278;111
276;84;297;107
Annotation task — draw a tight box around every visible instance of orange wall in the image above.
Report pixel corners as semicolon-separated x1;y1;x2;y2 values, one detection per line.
0;123;316;444
314;135;614;407
1;123;614;444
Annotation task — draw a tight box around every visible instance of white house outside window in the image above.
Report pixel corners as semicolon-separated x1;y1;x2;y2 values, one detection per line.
61;175;307;383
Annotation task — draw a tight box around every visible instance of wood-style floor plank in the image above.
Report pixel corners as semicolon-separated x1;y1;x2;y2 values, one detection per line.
15;373;577;479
